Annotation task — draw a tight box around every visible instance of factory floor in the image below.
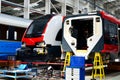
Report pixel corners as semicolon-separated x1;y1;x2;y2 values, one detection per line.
85;68;120;80
0;68;120;80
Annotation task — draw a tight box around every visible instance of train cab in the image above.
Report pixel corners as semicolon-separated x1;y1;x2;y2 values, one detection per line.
62;11;120;59
17;14;64;61
22;14;63;47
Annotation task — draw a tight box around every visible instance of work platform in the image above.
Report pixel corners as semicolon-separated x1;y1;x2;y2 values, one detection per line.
0;64;37;80
0;69;31;80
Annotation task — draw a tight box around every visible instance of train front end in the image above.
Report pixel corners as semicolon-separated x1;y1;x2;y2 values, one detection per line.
17;14;63;61
62;11;120;62
62;12;103;59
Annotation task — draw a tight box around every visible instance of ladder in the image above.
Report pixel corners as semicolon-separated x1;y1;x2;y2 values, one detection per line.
62;52;72;72
91;52;105;80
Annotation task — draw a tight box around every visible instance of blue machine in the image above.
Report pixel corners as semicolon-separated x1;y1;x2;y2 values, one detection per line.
0;40;22;60
65;56;85;80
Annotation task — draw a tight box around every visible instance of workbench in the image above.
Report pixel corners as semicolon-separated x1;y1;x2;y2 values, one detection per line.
0;69;34;80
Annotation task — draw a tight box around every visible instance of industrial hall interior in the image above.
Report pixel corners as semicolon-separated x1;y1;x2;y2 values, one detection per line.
0;0;120;80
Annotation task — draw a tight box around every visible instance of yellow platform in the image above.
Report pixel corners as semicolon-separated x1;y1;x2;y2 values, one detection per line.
92;52;105;80
62;52;72;72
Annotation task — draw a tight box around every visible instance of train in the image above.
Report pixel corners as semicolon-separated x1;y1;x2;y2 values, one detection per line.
17;14;64;61
0;13;32;60
17;11;120;62
62;11;120;60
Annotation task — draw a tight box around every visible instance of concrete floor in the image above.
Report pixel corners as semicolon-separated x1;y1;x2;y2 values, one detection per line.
86;68;120;80
0;68;120;80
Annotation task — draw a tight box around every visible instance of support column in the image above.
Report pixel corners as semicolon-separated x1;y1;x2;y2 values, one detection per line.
61;0;66;16
93;0;96;10
45;0;51;14
24;0;30;19
73;0;79;15
81;1;90;14
0;0;1;13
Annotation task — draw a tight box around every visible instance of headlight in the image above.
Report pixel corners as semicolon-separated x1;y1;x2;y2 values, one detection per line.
21;42;26;47
36;42;46;47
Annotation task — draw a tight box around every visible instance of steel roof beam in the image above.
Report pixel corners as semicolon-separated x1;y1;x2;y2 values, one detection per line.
0;13;32;28
2;0;24;8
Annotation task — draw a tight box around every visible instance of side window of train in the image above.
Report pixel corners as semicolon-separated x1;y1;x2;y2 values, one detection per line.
55;29;62;41
104;20;118;45
15;27;26;41
109;23;118;45
104;20;110;44
118;25;120;44
0;25;8;40
0;25;26;41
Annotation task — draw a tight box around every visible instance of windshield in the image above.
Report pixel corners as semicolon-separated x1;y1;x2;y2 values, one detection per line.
71;18;93;50
25;14;54;37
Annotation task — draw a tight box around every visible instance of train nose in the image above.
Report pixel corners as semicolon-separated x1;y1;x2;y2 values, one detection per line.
22;39;36;46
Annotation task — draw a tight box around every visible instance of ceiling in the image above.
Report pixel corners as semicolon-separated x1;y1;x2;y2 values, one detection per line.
1;0;120;19
1;0;44;19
